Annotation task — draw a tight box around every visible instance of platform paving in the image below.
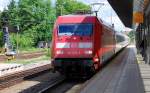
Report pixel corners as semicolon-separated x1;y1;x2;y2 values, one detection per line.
0;63;22;70
80;45;145;93
0;60;50;77
0;63;23;76
138;55;150;93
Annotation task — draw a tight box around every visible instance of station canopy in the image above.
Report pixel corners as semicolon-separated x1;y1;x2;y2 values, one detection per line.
107;0;147;28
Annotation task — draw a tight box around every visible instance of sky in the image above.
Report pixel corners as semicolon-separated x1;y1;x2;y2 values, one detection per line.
0;0;129;31
0;0;10;11
77;0;126;31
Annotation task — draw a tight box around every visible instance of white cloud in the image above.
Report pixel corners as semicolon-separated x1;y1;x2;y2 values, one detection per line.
0;0;10;11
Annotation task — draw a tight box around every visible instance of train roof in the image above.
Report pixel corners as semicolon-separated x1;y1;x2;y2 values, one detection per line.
58;15;115;31
58;15;108;24
57;15;98;24
58;14;96;18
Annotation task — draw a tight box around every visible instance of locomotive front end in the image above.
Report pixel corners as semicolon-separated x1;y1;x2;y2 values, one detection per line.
55;23;93;58
51;16;95;76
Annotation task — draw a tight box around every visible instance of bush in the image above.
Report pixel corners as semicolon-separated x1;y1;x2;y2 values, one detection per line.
46;48;51;57
10;33;34;49
0;31;3;47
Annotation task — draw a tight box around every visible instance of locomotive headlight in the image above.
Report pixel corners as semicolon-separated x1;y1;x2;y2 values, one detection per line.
85;50;93;54
56;50;64;54
94;58;99;62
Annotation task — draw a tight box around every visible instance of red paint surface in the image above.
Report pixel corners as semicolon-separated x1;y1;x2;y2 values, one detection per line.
51;15;116;70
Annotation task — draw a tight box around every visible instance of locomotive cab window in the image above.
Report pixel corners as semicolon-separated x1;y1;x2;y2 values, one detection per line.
58;24;93;36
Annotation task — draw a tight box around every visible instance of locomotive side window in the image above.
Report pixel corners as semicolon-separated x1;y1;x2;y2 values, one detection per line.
116;35;125;43
58;24;93;36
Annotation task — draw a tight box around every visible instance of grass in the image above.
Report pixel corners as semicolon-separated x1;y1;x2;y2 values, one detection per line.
0;47;47;55
18;47;48;53
5;55;50;65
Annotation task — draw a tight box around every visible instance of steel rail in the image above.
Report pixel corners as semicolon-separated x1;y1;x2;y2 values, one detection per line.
38;77;66;93
0;63;51;90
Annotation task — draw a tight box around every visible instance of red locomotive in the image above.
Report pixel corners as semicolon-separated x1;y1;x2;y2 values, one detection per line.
51;15;129;77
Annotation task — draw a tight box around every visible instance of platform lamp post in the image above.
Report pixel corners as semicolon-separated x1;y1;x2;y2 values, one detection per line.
91;3;104;17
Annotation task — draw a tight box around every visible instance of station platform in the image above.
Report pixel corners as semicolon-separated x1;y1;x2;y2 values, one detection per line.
0;63;22;70
80;45;150;93
0;63;23;76
0;61;50;77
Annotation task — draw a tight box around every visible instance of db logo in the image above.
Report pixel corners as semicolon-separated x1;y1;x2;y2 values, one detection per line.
70;43;78;48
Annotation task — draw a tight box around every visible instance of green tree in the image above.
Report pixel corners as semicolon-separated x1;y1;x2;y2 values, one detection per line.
0;0;90;49
0;9;9;48
0;31;3;47
17;0;55;42
7;0;18;26
0;9;9;27
7;0;56;48
0;11;2;29
0;10;4;47
128;31;135;42
56;0;90;17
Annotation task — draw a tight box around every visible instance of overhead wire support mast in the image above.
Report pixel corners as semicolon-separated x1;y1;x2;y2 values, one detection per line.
91;2;104;17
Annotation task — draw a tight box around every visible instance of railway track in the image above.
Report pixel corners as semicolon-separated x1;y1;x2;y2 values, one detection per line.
38;77;66;93
16;51;45;59
0;49;129;93
0;68;86;93
0;71;66;93
0;51;45;62
40;79;85;93
0;63;51;90
0;49;128;93
0;55;6;62
41;49;129;93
